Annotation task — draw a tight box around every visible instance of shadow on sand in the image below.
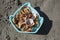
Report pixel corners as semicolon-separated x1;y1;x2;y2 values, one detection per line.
34;7;53;35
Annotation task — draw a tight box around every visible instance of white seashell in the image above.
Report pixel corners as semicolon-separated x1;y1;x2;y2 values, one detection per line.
27;19;34;26
31;13;37;20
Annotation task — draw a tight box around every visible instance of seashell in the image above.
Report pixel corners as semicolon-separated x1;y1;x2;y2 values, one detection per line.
28;12;33;18
21;24;26;31
21;10;25;14
25;28;32;32
31;13;37;20
27;19;35;26
23;7;29;13
18;20;23;28
12;18;16;23
25;24;29;29
15;14;20;21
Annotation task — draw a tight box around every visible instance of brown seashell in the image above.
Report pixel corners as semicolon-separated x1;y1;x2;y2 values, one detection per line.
12;18;16;23
28;12;33;18
15;14;20;21
34;20;39;26
25;28;32;32
21;10;25;14
36;21;39;25
17;20;23;28
21;24;26;31
23;7;29;13
25;24;29;29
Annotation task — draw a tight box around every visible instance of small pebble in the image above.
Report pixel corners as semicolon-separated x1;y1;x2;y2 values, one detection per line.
44;38;47;40
5;19;7;21
14;37;18;40
9;6;12;9
13;0;15;1
0;19;1;21
6;35;10;40
6;27;8;30
0;14;3;17
17;0;22;6
7;16;9;19
6;13;9;19
35;2;38;6
6;13;8;16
